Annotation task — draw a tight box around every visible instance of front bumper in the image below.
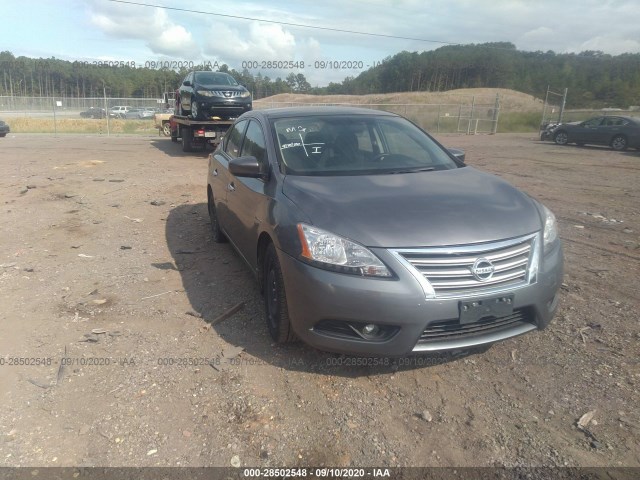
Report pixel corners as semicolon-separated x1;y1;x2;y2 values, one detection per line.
196;97;252;118
278;237;563;356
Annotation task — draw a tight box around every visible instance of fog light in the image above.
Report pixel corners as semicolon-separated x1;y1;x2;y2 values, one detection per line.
313;320;400;342
363;324;378;335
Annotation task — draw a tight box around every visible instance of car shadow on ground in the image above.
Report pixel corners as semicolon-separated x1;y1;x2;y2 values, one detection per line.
165;203;486;377
538;140;640;154
150;138;211;158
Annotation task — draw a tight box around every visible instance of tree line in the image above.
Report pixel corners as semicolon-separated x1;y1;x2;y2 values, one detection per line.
0;51;309;100
1;43;639;108
324;43;640;108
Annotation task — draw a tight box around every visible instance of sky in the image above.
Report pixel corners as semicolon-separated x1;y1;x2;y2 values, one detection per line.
2;0;640;86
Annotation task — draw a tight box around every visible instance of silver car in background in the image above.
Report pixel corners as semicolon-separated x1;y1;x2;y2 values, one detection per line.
207;107;563;356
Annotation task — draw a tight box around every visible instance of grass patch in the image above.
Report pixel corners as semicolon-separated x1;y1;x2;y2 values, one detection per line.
8;118;156;134
497;112;541;133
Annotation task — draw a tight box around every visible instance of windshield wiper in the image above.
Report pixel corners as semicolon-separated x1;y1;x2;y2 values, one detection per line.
388;167;435;174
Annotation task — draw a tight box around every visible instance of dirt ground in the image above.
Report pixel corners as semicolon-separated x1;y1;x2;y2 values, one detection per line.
0;132;638;469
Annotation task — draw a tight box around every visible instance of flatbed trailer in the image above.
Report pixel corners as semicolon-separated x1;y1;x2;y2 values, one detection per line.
170;115;234;152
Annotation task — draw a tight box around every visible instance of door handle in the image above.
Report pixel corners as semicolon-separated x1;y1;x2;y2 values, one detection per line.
213;168;218;176
228;182;235;192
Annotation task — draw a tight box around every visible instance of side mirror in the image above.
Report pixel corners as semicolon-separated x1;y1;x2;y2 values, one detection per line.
183;80;192;87
448;148;466;163
228;155;267;179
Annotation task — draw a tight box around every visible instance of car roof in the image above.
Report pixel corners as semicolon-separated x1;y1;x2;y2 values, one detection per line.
246;106;399;120
589;115;639;122
192;71;232;75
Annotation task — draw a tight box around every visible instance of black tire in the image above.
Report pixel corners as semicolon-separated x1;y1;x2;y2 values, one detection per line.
181;126;193;152
207;189;227;243
162;122;171;137
263;243;295;343
553;131;569;145
611;134;627;151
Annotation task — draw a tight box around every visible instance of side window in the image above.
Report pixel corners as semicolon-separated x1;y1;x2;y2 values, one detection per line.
241;121;267;167
605;117;627;126
224;120;248;159
583;117;603;128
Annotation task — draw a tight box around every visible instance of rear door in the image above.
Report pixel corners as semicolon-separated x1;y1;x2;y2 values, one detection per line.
599;116;628;145
211;119;248;237
224;119;271;268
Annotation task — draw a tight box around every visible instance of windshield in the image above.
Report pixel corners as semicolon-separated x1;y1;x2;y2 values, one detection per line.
194;72;239;86
272;115;459;176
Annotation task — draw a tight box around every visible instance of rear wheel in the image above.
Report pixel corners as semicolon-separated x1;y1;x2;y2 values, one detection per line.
162;122;171;137
554;131;569;145
611;134;627;151
263;244;295;343
181;126;193;152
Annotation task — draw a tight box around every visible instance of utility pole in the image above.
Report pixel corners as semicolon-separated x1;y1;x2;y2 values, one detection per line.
103;83;110;136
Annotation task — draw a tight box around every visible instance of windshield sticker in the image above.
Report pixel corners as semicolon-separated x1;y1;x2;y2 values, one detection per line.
279;129;325;157
281;142;303;149
285;126;307;133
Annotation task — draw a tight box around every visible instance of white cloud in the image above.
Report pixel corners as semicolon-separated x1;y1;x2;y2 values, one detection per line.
203;21;296;61
576;34;640;55
89;4;197;57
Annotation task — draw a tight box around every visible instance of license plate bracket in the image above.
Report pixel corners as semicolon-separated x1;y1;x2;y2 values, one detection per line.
459;295;514;324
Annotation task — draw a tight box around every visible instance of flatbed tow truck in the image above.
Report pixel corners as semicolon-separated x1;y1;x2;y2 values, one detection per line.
170;115;234;152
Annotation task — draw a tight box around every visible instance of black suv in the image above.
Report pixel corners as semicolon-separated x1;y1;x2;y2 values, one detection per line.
177;71;252;120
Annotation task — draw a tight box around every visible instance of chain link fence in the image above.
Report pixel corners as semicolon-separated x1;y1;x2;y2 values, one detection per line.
254;94;501;134
0;94;501;135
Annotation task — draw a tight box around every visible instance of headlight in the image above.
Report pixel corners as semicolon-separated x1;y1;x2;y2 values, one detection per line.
239;91;251;98
297;224;391;277
196;90;215;97
542;205;558;251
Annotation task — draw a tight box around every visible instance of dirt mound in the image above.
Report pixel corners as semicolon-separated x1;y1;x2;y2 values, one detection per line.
256;88;543;111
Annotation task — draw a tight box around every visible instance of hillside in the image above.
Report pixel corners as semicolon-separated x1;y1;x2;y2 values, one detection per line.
256;88;544;112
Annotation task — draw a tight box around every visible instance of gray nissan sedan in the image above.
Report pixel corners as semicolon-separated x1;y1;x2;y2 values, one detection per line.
207;107;563;356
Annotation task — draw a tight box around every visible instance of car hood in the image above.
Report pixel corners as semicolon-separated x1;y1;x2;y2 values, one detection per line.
197;84;245;91
282;167;541;247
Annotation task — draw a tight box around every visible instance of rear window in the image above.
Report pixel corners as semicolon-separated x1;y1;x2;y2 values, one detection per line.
272;114;458;176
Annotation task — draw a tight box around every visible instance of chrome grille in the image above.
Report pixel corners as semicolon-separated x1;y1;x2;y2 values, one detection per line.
212;90;242;98
391;234;537;298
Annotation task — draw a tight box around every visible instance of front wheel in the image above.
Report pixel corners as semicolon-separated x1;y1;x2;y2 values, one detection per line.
611;135;627;151
263;244;295;343
191;101;201;120
554;131;569;145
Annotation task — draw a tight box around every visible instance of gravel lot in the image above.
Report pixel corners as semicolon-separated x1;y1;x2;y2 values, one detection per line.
0;133;638;468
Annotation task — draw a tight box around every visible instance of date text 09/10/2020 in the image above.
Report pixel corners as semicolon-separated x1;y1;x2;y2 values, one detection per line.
66;59;382;70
